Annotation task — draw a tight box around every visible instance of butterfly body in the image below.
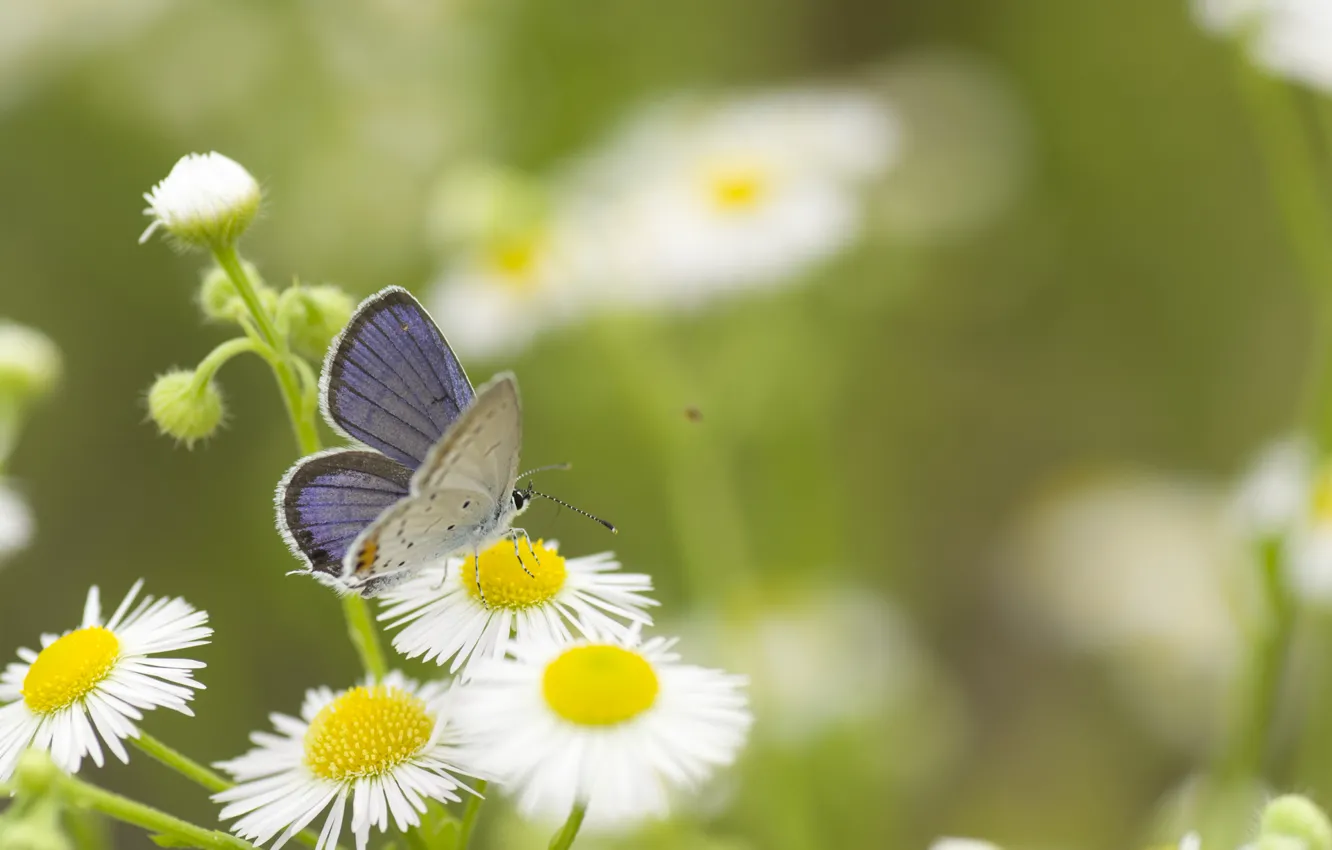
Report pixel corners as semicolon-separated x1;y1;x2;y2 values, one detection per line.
276;286;531;597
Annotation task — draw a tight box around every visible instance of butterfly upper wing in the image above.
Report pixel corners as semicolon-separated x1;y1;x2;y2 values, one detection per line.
320;286;474;470
342;374;523;593
276;448;413;579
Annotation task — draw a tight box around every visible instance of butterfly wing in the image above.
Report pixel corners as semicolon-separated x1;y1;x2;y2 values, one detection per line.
412;372;521;501
276;448;413;580
342;374;523;594
320;286;475;470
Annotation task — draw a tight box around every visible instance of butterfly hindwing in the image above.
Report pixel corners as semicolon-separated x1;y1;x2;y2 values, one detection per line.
342;374;524;593
321;286;475;470
276;448;414;579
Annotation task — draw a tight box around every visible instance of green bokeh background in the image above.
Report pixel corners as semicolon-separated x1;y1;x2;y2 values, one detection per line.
0;0;1320;848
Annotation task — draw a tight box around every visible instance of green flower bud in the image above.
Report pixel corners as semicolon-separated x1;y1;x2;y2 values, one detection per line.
278;285;355;360
140;152;261;250
1261;795;1332;850
425;162;546;250
147;370;225;448
0;809;73;850
12;750;59;798
198;262;276;323
0;323;61;402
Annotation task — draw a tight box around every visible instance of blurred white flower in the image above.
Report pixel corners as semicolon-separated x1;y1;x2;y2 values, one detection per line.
572;87;898;310
1233;435;1315;540
0;322;62;403
0;482;33;562
673;585;947;752
0;0;170;110
1008;471;1252;751
1194;0;1332;92
870;51;1030;244
929;840;1002;850
1231;436;1332;603
140;152;261;248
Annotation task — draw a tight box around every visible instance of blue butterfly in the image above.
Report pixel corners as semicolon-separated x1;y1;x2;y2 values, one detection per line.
275;286;610;598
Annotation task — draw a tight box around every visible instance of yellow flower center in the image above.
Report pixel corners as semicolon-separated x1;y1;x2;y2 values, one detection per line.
704;163;770;213
485;230;546;294
461;538;567;608
304;685;434;781
542;645;659;726
22;626;120;715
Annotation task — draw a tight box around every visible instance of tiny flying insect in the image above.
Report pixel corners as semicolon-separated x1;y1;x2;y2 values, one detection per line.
275;286;615;598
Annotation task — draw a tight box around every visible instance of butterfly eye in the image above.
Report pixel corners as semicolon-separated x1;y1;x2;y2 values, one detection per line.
512;490;527;511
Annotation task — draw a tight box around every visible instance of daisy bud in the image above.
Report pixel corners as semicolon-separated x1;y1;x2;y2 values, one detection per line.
0;323;61;402
198;261;276;323
0;798;72;850
277;284;354;360
140;152;261;250
147;369;225;448
1260;795;1332;850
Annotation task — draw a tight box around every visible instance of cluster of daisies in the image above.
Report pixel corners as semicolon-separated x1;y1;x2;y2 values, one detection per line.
0;533;751;849
427;84;900;359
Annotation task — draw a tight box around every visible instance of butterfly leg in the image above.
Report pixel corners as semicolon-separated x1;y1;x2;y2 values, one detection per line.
473;548;488;607
508;529;536;578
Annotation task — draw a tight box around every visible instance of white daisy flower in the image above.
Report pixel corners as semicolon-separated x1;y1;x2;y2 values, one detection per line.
0;481;33;561
0;580;211;780
140;151;261;248
573;87;898;310
378;539;656;680
452;630;751;828
213;671;475;850
1194;0;1332;92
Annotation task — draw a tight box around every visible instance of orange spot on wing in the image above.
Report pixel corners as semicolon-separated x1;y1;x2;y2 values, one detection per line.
355;537;379;575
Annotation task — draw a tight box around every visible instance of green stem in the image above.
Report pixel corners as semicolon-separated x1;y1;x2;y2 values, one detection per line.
546;802;586;850
56;772;253;850
212;244;320;455
594;320;755;601
456;781;487;850
192;338;265;390
1219;538;1295;782
342;594;388;681
213;245;387;680
131;732;230;793
1234;54;1332;433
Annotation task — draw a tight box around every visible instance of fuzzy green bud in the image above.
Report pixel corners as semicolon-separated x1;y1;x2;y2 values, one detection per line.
278;285;354;360
1260;795;1332;850
198;261;276;322
12;749;59;798
0;323;61;402
425;162;546;251
140;152;261;250
147;370;225;448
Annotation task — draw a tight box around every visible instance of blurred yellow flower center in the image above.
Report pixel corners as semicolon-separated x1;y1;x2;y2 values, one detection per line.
486;230;546;293
705;165;769;212
462;539;566;608
304;685;433;781
542;645;659;726
22;627;120;715
1314;466;1332;522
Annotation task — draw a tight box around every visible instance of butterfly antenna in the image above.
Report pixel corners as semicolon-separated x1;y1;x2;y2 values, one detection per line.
518;462;573;480
527;487;617;534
